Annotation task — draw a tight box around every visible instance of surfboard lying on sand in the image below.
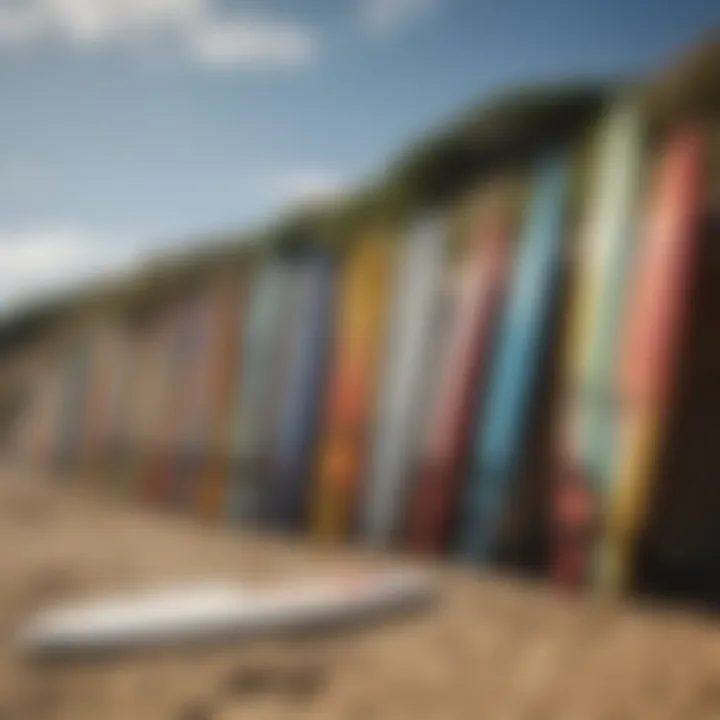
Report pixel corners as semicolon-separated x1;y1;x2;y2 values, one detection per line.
21;570;434;657
599;128;704;594
460;155;571;564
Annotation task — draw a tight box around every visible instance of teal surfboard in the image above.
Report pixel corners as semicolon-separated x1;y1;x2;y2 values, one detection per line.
461;155;571;564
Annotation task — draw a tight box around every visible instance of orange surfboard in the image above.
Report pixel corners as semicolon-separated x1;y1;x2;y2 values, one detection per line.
312;234;396;541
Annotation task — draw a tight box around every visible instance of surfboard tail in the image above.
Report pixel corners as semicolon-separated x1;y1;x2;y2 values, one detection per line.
553;460;599;588
459;466;507;565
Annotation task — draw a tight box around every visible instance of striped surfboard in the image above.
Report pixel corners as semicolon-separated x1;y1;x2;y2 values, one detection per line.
599;128;704;594
553;103;644;587
461;155;571;564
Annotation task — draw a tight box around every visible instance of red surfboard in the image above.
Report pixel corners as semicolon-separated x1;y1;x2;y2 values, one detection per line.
600;128;704;592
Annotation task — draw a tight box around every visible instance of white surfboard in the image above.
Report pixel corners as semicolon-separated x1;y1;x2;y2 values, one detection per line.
21;570;435;657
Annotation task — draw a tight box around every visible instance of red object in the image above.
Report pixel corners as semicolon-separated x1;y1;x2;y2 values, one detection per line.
618;129;704;410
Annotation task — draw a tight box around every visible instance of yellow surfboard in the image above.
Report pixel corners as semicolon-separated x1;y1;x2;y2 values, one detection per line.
553;103;644;587
312;233;396;541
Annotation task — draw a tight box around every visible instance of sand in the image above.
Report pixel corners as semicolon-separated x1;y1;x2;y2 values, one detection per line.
0;466;718;719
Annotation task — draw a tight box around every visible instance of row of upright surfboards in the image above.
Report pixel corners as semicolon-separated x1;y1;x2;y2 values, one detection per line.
15;102;711;597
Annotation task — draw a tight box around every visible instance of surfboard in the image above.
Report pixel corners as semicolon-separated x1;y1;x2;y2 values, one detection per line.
139;306;190;505
80;324;133;481
77;331;105;477
18;356;65;471
407;190;516;554
599;128;704;594
265;257;336;529
112;318;157;497
54;339;92;477
312;235;396;541
629;154;720;607
103;328;137;494
460;154;571;564
100;329;135;484
127;309;179;501
194;279;243;519
361;219;446;547
140;301;201;507
227;262;292;523
22;570;434;657
553;103;644;587
166;292;226;511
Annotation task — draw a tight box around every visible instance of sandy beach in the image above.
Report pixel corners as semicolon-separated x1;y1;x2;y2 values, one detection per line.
0;466;718;719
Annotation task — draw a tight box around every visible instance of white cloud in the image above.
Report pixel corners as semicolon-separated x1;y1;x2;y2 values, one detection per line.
272;169;348;210
190;16;316;67
0;0;318;67
359;0;438;36
0;229;143;315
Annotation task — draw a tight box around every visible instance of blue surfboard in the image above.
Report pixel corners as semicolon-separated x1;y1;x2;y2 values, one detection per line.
265;257;337;528
461;155;571;564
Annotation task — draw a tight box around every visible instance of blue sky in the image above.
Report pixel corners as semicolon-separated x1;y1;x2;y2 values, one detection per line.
0;0;716;312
